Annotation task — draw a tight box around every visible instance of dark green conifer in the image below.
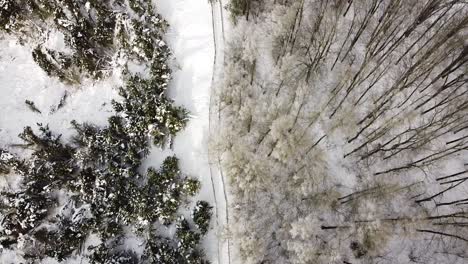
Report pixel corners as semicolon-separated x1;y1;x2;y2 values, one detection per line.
0;0;211;262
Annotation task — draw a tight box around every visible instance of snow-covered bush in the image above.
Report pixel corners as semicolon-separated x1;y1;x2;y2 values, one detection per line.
0;122;209;262
192;201;213;235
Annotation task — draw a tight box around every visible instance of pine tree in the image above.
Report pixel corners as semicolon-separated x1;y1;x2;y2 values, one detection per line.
0;0;211;262
193;201;213;235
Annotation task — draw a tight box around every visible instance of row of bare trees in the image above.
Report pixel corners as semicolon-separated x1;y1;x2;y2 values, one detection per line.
216;0;468;263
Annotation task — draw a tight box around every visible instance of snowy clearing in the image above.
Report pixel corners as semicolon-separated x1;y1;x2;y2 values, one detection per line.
0;36;120;151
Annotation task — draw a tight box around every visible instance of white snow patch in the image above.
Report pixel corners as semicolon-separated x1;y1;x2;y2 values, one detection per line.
0;36;120;152
142;0;218;262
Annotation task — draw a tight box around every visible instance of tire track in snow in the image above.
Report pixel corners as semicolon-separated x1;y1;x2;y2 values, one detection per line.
208;0;231;263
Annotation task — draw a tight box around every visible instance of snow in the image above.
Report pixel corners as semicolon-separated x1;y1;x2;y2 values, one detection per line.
142;0;229;263
143;0;214;169
0;36;120;151
0;34;122;263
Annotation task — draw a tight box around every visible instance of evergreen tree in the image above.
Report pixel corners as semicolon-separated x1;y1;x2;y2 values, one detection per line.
0;0;211;262
192;201;213;235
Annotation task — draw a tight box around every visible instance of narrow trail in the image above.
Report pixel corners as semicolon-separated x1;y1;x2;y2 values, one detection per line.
208;0;231;263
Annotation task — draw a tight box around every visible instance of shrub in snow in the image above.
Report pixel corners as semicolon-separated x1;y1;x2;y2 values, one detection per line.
0;122;209;262
112;75;188;147
192;201;213;235
89;242;139;264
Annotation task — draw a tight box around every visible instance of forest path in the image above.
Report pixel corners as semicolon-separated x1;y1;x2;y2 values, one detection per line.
208;1;231;264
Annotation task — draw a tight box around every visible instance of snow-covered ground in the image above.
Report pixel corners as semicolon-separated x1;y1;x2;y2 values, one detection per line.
144;1;229;263
0;36;122;264
0;37;120;151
